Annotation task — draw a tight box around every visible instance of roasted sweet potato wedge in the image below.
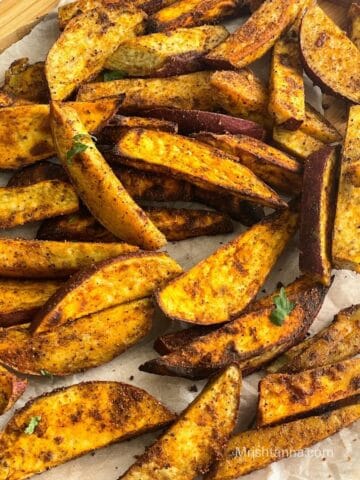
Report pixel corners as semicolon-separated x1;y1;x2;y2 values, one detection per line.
300;4;360;103
193;132;303;194
141;107;265;138
0;279;62;327
349;3;360;49
142;280;327;378
153;276;330;355
0;365;27;415
149;0;242;32
7;161;68;187
2;58;49;104
113;128;285;209
105;25;228;77
0;91;16;108
105;115;178;134
46;5;146;100
257;358;360;427
37;208;233;242
268;17;305;130
0;238;137;278
205;0;304;69
51;102;166;250
268;304;360;374
0;381;174;480
157;205;298;325
0;180;79;229
58;0;176;28
299;146;339;285
32;252;181;334
77;72;216;111
119;364;241;479
0;299;154;376
332;105;360;271
193;187;265;225
210;70;342;143
273;125;325;160
207;404;360;479
0;99;119;169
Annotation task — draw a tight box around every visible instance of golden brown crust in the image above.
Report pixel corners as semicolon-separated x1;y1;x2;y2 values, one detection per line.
157;205;298;325
119;365;241;479
300;4;360;103
113;128;286;209
205;0;304;69
0;365;27;415
0;380;175;479
257;358;360;427
0;299;154;376
31;251;182;334
51;102;166;250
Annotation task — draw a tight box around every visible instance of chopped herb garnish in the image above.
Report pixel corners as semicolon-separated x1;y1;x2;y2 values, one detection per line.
103;70;127;82
66;133;96;164
270;287;295;326
40;369;53;379
24;416;41;435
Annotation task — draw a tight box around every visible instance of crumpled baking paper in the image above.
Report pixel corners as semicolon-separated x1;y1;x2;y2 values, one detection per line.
0;2;358;479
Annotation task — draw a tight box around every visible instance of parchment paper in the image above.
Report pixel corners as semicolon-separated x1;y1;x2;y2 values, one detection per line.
0;2;359;479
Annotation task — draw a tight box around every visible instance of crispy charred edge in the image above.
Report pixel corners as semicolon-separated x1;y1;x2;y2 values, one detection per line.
140;108;266;139
121;364;241;477
148;0;244;32
153;277;332;357
0;368;28;413
7;162;69;187
141;51;209;78
0;307;43;327
103;115;178;136
5;380;175;437
299;146;340;285
143;281;330;379
155;201;299;325
30;251;176;334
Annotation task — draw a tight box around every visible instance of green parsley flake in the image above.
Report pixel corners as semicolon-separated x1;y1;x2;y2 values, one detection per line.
24;416;41;435
270;287;295;326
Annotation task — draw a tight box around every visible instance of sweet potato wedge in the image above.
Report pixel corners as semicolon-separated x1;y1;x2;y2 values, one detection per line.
0;92;16;108
193;132;303;194
148;0;242;32
37;208;233;243
32;251;182;334
0;238;138;278
268;18;305;130
0;279;62;327
113;128;285;209
257;358;360;427
0;381;174;480
0;299;154;376
0;180;79;229
2;58;48;104
299;146;339;285
157;205;298;325
141;107;265;138
77;72;216;111
193;187;265;225
332;105;360;271
7;161;68;187
0;365;27;415
119;364;241;479
268;304;360;374
153;276;330;355
300;4;360;103
273;125;325;160
105;25;228;77
58;0;176;28
210;70;342;143
349;3;360;49
105;114;178;134
142;280;327;378
51;102;166;250
207;404;360;479
205;0;304;69
0;99;120;169
46;5;146;100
